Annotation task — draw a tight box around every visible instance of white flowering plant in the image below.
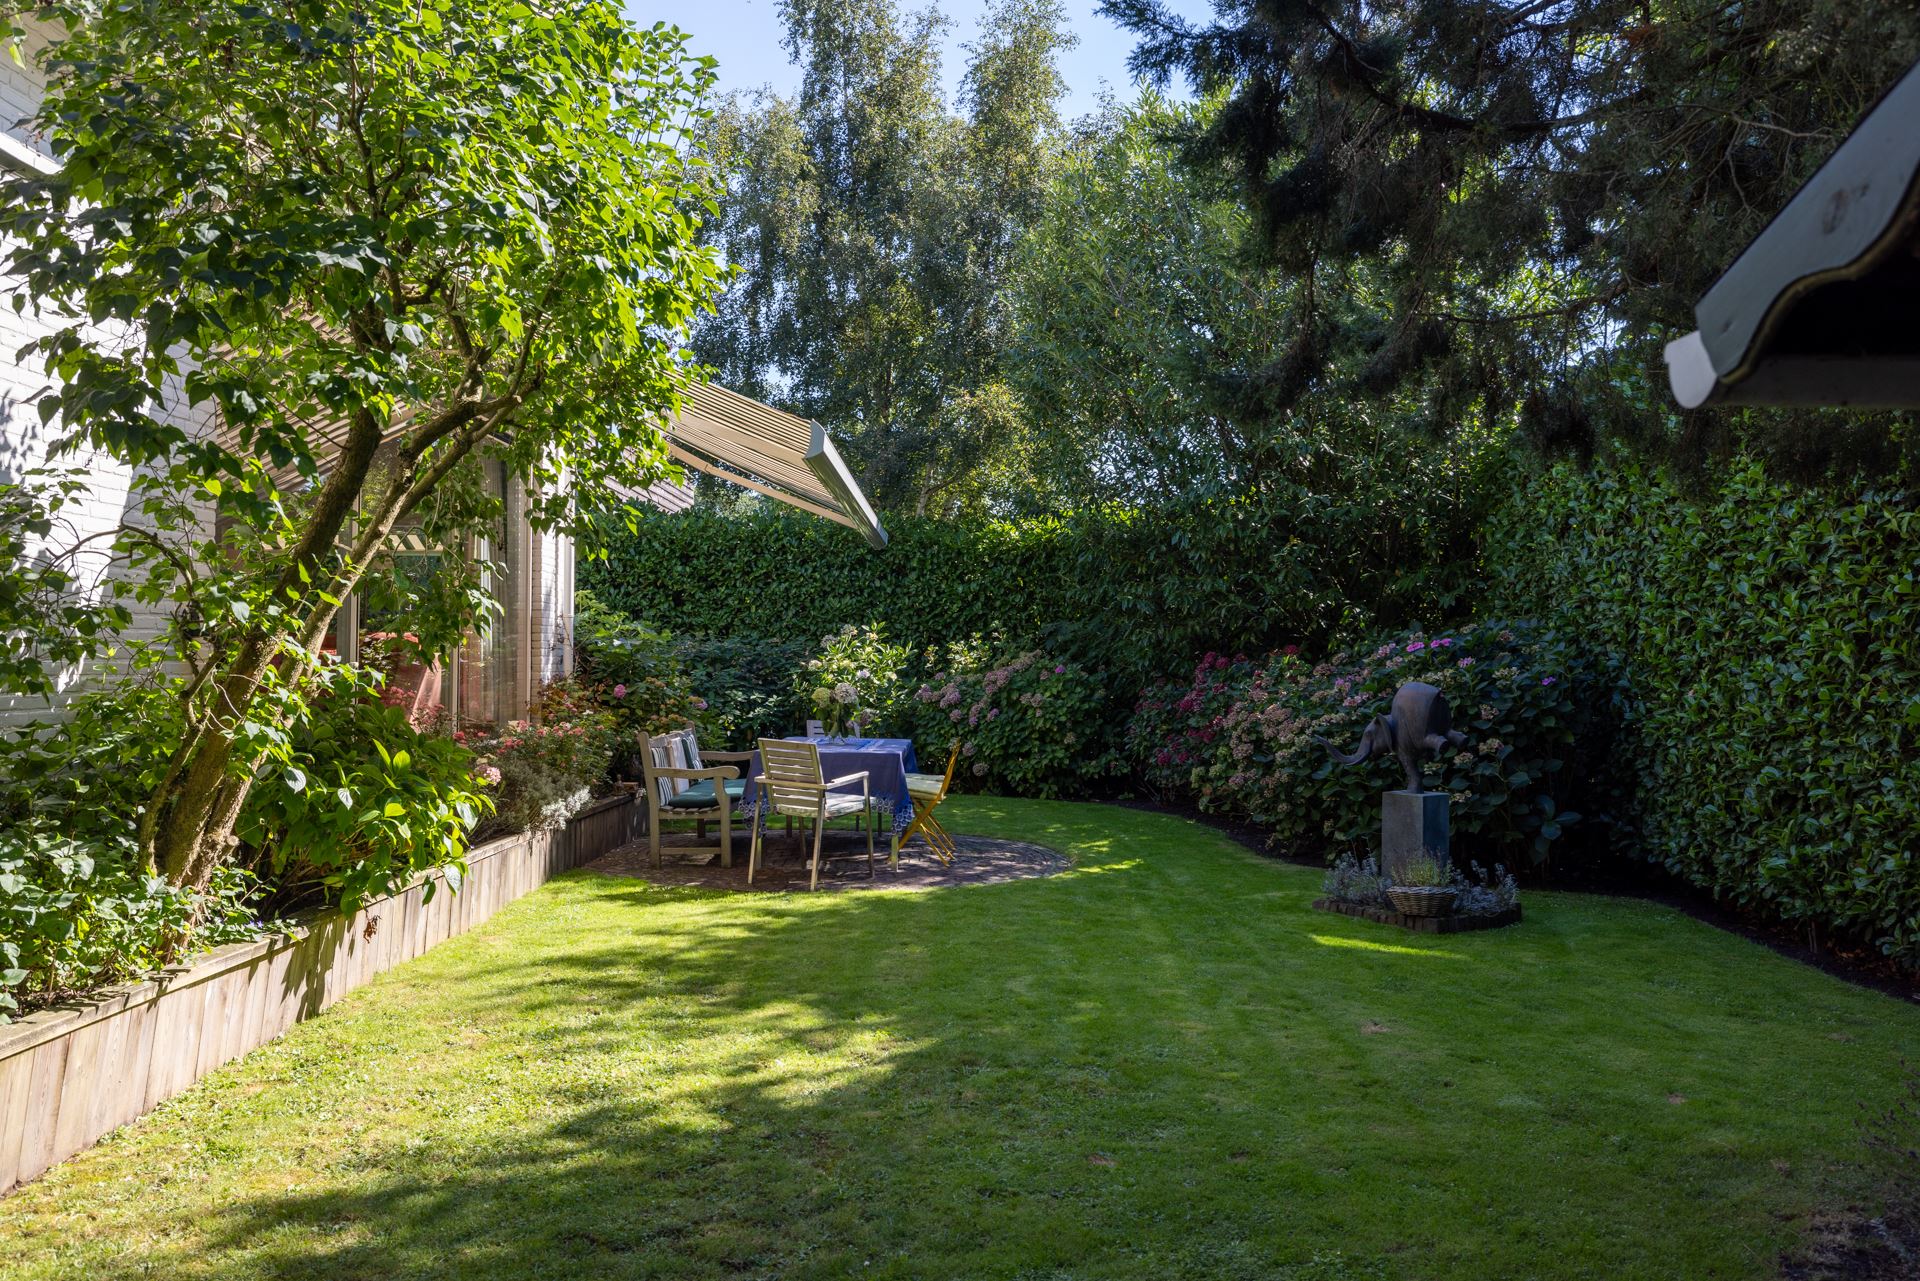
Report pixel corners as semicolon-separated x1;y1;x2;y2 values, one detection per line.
797;624;908;737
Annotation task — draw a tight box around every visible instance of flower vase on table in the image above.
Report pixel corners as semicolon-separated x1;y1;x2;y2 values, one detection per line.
817;681;860;742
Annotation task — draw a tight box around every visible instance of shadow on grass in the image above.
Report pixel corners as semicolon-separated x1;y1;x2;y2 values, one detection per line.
134;802;1915;1281
196;870;1223;1280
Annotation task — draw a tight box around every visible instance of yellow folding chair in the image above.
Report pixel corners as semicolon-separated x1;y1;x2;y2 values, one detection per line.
901;746;960;865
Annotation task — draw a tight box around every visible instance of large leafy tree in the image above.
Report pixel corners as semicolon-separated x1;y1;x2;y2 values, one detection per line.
695;0;1074;515
1007;95;1502;634
1;0;724;892
1102;0;1920;476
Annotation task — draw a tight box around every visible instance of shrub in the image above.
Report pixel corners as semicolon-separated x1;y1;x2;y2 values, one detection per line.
908;647;1124;798
1321;854;1388;908
574;591;701;740
238;689;493;911
676;633;805;748
0;681;269;1017
1130;620;1610;867
0;833;261;1019
466;681;617;834
1491;456;1920;964
580;499;1478;698
798;623;909;737
1129;650;1281;797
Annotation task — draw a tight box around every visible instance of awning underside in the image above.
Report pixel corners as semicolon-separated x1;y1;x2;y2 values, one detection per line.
652;382;887;548
1665;60;1920;409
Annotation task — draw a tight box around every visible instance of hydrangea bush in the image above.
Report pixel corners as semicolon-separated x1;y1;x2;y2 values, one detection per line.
799;624;908;736
1129;650;1285;796
909;646;1124;798
574;591;703;743
465;680;618;833
1129;620;1611;866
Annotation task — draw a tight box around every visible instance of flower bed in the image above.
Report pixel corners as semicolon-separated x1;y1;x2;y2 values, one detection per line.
907;647;1123;798
1314;853;1523;932
1128;620;1612;867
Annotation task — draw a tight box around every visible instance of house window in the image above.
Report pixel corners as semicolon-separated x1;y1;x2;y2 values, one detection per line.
349;455;513;730
457;458;510;726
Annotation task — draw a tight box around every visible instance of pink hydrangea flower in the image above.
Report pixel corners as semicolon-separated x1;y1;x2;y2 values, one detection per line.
612;683;627;698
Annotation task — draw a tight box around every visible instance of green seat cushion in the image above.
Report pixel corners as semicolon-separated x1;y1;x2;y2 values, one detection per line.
664;779;745;810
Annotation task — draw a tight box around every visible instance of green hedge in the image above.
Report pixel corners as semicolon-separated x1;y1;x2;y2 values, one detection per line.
1489;458;1920;963
581;500;1466;686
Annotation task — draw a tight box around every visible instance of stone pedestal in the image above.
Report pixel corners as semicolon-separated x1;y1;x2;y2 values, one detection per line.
1381;789;1449;879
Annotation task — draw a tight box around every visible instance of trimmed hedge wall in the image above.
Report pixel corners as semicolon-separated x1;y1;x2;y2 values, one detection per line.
1489;458;1920;963
581;500;1458;686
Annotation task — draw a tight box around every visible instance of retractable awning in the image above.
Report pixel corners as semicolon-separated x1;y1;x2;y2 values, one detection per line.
656;382;887;548
220;378;885;546
1664;60;1920;409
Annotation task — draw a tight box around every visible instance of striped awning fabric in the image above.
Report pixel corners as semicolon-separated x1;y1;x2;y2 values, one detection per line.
201;379;886;548
661;383;887;549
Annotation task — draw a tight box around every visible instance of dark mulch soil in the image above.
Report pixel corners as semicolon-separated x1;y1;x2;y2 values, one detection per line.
1109;796;1920;1005
583;827;1069;892
1780;1201;1920;1280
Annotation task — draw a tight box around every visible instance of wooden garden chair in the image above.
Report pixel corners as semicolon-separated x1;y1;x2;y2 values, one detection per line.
749;737;875;890
901;745;960;866
642;730;753;869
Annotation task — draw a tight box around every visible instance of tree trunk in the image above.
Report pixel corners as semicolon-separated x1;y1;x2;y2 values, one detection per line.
147;411;390;892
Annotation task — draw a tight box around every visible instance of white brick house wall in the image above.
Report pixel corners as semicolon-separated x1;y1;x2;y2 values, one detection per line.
0;19;219;731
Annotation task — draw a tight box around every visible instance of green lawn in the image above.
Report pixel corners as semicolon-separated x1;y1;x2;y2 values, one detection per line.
3;798;1913;1280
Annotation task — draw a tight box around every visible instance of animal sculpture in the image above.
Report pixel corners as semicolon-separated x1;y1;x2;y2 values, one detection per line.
1314;682;1467;794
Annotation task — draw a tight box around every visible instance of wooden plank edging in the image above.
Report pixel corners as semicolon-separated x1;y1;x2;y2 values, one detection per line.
0;793;635;1196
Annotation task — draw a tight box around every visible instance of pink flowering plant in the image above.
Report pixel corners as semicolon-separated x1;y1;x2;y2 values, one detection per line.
909;645;1123;798
1128;620;1605;865
463;680;618;833
1129;649;1292;796
573;591;701;741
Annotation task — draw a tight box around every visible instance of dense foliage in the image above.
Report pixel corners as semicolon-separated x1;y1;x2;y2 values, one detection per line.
238;695;492;911
0;682;256;1015
1128;622;1610;868
0;849;260;1019
1492;459;1920;963
0;0;723;896
575;590;801;750
696;0;1074;514
674;635;809;749
799;625;910;737
903;645;1124;798
463;682;619;836
1105;0;1920;480
582;502;1463;691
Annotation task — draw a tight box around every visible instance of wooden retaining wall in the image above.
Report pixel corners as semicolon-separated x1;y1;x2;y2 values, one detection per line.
0;792;638;1196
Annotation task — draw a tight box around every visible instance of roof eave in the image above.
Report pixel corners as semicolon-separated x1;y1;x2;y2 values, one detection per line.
1663;60;1920;409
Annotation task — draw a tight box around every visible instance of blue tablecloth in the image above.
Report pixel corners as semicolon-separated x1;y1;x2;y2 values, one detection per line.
742;737;920;834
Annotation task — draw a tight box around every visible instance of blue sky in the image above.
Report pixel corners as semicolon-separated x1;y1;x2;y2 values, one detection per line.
626;0;1214;121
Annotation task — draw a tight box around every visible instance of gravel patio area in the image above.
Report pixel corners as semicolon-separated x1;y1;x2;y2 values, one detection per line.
583;824;1069;891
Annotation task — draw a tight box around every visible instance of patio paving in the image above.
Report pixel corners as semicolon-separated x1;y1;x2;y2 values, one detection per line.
583;826;1069;891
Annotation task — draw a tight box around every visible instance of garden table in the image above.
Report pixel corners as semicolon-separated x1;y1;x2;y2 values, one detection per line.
743;736;921;865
